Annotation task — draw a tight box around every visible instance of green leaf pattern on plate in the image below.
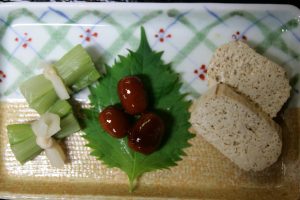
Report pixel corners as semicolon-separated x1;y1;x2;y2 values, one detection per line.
0;5;299;106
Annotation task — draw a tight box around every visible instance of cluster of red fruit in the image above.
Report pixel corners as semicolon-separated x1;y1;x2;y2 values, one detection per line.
98;76;165;155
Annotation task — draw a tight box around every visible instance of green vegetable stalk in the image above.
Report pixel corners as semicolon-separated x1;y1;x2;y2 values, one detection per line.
20;45;100;114
7;45;100;164
7;113;79;164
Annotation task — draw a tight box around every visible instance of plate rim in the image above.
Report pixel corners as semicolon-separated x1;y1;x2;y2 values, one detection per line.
0;2;300;199
0;2;299;14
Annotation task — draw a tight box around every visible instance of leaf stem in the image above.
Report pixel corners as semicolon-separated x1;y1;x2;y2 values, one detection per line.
129;177;137;193
128;152;138;192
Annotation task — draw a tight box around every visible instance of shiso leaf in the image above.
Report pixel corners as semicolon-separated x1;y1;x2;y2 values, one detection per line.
83;27;194;191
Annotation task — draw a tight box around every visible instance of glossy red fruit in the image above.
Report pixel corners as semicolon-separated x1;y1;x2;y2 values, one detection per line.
98;106;130;138
117;76;148;115
128;113;165;154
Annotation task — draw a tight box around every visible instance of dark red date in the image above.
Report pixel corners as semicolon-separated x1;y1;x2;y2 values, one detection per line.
128;113;165;154
98;106;130;138
117;76;148;115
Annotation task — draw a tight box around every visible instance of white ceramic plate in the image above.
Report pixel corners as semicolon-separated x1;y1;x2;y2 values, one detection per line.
0;3;300;199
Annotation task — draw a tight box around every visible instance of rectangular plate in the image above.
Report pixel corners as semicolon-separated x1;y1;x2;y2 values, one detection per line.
0;3;300;199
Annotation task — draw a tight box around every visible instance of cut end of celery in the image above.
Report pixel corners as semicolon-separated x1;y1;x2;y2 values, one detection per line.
20;75;59;114
54;44;101;92
7;124;42;164
48;100;72;118
54;113;81;139
7;124;33;145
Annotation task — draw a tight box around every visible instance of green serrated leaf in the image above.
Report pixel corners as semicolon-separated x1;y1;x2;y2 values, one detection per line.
83;27;194;191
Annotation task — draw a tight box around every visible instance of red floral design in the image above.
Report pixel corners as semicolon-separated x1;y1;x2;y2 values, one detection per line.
15;32;32;49
0;70;7;83
79;28;98;42
155;28;172;43
194;64;207;81
232;31;247;41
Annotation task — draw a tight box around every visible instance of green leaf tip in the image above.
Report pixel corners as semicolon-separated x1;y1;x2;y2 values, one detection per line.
137;26;151;54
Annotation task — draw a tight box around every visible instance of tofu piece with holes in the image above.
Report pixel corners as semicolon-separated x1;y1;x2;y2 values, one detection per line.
208;41;291;118
190;84;282;171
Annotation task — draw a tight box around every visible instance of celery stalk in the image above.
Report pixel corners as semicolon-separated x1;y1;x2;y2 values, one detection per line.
7;113;80;164
11;136;43;164
7;124;33;145
19;45;100;113
19;75;53;104
55;113;81;139
54;45;100;92
20;75;61;114
30;89;58;114
7;124;42;164
48;100;72;118
71;69;101;91
9;44;99;164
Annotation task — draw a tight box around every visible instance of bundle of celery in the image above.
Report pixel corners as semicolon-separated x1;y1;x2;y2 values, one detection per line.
7;102;79;164
20;45;100;114
7;45;100;164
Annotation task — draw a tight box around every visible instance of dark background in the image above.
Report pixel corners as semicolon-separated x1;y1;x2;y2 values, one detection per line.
136;0;298;4
1;0;298;8
0;0;299;200
1;0;300;6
